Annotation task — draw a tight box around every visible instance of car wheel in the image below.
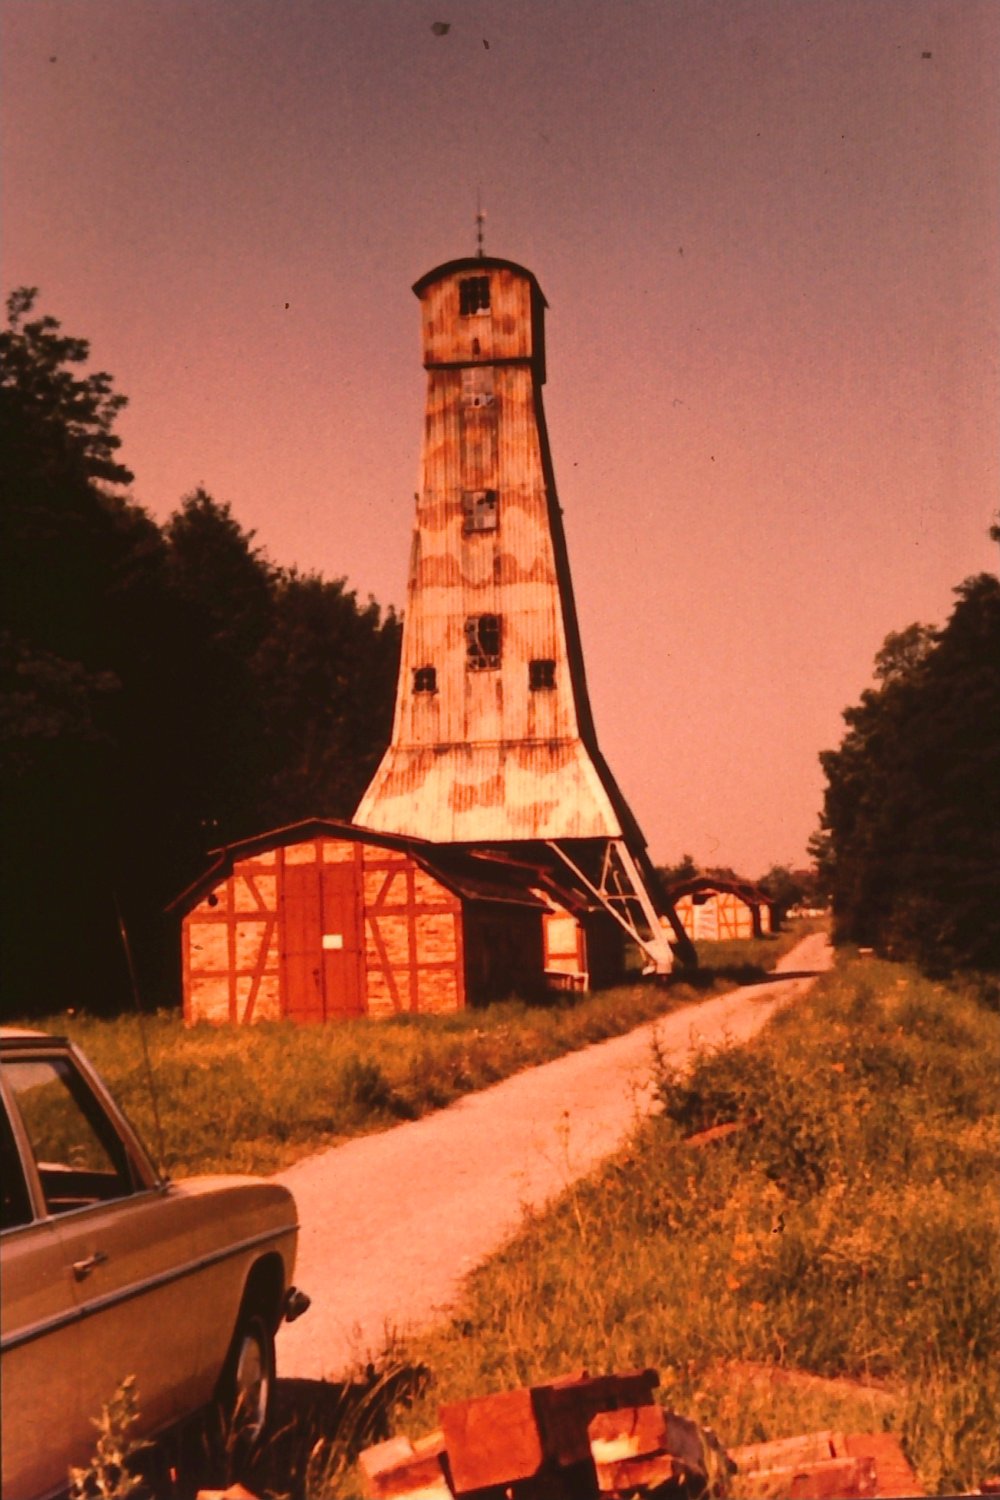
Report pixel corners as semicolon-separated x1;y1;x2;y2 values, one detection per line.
222;1308;274;1446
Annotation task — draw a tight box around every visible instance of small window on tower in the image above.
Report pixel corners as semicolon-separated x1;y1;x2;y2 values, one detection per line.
413;666;437;694
529;659;556;690
462;489;499;534
465;614;501;670
459;276;491;316
461;366;495;408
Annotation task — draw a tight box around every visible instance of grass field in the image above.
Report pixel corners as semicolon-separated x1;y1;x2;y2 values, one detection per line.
15;925;813;1176
364;953;999;1498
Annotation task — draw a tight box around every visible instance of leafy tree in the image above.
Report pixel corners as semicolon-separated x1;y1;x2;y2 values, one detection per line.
1;286;132;489
1;290;401;1015
165;488;275;656
159;489;276;846
757;865;808;925
657;853;699;886
817;561;1000;974
1;290;190;1012
253;571;400;826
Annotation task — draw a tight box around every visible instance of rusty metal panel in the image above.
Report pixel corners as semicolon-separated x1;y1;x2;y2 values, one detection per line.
357;742;622;842
420;264;539;369
355;256;627;844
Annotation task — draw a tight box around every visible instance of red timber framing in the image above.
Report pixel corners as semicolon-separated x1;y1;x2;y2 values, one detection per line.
181;829;469;1025
176;820;568;1026
665;877;774;943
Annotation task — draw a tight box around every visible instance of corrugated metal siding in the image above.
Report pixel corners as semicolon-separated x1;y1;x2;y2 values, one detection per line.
356;742;621;842
421;266;537;369
356;260;622;843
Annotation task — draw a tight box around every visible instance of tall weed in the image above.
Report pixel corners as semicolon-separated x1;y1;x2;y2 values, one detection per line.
396;957;999;1495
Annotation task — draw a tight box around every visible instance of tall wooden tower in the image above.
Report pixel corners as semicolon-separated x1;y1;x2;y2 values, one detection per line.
355;256;681;971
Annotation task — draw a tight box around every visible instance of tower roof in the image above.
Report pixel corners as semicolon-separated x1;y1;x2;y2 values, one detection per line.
413;257;548;306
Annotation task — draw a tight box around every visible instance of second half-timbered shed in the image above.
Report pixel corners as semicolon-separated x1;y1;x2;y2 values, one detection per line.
666;877;774;943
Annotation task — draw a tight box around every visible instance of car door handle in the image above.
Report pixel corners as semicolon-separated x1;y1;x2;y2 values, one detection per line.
72;1251;108;1281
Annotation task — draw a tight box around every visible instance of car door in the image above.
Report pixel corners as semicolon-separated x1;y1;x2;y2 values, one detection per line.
2;1050;215;1452
0;1090;84;1500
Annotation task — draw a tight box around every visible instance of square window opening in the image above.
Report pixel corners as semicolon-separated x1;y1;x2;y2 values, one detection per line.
461;366;495;408
6;1057;138;1213
465;614;502;671
462;489;499;534
459;276;491;316
529;659;557;691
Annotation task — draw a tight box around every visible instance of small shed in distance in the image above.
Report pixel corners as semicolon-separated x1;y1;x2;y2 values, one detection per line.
665;877;774;943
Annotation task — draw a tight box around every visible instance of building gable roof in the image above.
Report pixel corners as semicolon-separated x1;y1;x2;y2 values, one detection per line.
664;875;773;909
170;818;555;917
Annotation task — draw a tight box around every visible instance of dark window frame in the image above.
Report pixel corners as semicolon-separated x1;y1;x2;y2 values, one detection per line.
4;1055;141;1215
460;366;495;408
0;1100;33;1230
462;489;499;534
465;613;502;671
529;658;557;691
413;665;437;694
459;276;491;316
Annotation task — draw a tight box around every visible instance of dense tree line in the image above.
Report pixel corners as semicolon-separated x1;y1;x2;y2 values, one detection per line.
813;552;1000;976
1;290;401;1015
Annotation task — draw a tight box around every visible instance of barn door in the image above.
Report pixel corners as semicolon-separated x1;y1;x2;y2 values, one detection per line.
319;861;364;1019
280;857;365;1022
281;864;324;1022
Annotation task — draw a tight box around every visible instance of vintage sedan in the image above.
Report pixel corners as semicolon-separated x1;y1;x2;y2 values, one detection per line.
0;1030;309;1500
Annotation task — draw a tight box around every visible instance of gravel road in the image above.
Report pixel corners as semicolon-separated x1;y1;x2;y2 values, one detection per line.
274;931;832;1380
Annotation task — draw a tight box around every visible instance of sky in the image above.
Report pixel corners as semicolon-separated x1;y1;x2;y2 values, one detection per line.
3;0;998;880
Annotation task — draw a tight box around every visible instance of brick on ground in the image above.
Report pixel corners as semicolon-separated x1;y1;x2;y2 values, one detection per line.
439;1369;659;1494
358;1430;450;1500
728;1429;921;1500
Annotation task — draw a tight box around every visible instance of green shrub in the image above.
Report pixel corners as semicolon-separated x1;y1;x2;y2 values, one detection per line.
397;955;1000;1495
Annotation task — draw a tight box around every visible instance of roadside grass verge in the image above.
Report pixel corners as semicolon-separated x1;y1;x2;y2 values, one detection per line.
389;955;999;1497
13;925;816;1177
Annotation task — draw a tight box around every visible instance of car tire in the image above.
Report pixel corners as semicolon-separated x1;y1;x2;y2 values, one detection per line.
219;1306;274;1447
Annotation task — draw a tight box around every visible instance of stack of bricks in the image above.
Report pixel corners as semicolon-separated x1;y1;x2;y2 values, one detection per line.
358;1369;924;1500
726;1430;924;1499
359;1368;726;1500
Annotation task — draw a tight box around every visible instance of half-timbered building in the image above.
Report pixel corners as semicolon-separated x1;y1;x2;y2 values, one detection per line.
177;820;552;1025
666;877;774;943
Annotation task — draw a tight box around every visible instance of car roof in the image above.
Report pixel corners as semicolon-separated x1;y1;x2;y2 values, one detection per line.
0;1029;68;1047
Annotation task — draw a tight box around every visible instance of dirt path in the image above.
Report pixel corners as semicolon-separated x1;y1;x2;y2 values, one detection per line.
274;932;832;1380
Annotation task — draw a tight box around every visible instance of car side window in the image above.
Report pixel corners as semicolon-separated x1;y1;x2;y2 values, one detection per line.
0;1100;33;1230
3;1057;137;1215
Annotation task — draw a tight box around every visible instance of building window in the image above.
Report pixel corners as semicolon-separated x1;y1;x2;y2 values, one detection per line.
529;658;556;690
461;366;495;408
413;666;437;694
459;276;490;316
465;614;501;670
462;489;499;534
